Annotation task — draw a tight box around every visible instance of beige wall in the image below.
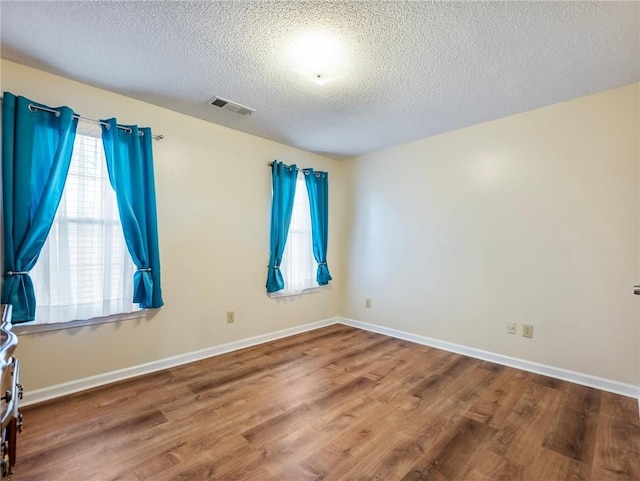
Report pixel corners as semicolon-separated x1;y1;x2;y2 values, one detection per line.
2;59;638;393
0;60;347;391
342;83;640;386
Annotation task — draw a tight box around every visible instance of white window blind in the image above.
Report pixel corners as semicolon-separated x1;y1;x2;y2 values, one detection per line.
30;119;138;324
277;171;318;296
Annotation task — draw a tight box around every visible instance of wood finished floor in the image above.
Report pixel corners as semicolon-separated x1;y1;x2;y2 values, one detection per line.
14;325;640;481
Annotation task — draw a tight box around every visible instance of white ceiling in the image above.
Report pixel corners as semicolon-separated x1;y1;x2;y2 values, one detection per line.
1;1;638;159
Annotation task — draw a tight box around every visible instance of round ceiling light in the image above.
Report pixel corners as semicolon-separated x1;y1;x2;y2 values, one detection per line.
286;31;349;86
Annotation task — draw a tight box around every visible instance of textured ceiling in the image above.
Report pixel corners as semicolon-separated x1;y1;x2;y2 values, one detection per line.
1;1;639;159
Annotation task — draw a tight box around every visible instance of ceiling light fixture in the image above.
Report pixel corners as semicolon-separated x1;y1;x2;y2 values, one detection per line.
286;32;348;86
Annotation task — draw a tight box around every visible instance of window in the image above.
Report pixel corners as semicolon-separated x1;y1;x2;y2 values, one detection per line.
29;119;138;324
275;171;319;296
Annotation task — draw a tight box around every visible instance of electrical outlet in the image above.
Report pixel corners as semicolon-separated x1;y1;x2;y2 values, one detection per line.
506;322;516;334
365;298;372;308
523;324;534;338
226;311;235;323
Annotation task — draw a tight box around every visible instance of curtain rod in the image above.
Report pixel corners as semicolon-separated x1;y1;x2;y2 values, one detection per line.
267;161;323;177
1;96;164;140
28;103;164;140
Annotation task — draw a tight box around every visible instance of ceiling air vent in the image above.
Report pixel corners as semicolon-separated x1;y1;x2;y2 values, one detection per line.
208;96;255;116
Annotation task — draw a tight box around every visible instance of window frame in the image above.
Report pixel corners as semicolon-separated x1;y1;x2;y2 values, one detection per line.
16;120;143;333
13;310;147;335
268;170;322;299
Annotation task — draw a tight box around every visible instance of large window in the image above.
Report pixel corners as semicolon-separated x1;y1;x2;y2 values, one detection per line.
276;172;319;296
30;120;137;324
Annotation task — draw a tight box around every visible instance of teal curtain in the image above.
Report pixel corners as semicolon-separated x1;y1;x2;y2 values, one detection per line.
266;161;298;293
304;169;332;285
1;92;78;322
101;118;163;309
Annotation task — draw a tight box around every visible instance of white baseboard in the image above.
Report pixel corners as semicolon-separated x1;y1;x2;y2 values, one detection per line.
23;316;640;406
22;317;339;406
339;317;640;400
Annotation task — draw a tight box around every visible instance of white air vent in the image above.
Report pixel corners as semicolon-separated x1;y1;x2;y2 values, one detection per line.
208;96;255;116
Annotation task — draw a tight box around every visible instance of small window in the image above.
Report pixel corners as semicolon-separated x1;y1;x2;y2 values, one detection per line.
30;119;138;324
276;171;319;296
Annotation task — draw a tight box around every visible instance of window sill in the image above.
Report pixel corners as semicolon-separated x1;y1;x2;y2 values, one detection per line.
13;310;147;335
268;287;323;299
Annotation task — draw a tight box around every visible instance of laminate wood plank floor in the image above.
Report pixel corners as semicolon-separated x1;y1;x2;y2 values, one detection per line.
13;325;640;481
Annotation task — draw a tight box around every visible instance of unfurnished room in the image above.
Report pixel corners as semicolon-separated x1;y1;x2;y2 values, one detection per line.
0;1;638;480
